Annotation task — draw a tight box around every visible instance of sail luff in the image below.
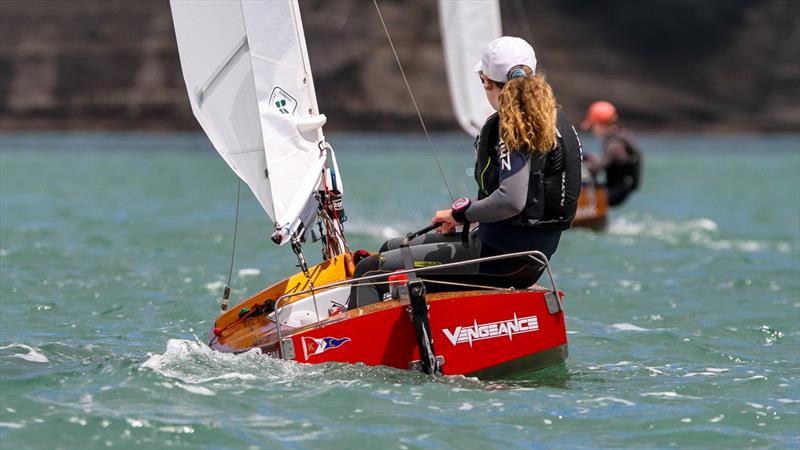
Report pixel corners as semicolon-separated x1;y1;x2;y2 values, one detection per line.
289;1;320;118
288;0;345;196
240;0;329;245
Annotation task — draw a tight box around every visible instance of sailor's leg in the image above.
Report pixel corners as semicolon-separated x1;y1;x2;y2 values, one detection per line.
380;230;464;252
378;233;482;277
349;256;391;309
349;233;481;309
477;230;562;288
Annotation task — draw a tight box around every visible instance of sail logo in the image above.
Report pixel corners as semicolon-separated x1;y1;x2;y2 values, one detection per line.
442;314;538;347
269;87;297;115
301;336;350;359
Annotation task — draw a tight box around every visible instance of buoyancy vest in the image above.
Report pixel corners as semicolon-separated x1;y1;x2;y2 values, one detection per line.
604;129;642;192
474;111;582;230
475;113;501;199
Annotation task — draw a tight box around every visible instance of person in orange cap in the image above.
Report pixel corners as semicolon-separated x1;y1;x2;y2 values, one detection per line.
581;101;642;207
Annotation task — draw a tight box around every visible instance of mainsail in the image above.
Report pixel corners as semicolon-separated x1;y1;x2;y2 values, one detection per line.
438;0;502;136
170;0;333;246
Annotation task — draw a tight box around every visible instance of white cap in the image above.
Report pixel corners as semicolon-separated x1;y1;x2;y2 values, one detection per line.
473;36;537;83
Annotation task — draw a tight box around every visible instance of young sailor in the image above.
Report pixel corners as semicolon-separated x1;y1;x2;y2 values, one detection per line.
350;36;581;309
581;101;643;207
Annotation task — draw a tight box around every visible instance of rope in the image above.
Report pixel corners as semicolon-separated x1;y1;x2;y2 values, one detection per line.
421;279;514;291
221;178;241;311
208;300;277;347
372;0;454;202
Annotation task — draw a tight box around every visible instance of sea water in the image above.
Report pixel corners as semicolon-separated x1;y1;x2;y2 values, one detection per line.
1;132;798;449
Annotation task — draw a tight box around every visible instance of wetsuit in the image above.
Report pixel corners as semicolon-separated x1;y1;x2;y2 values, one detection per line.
586;127;642;206
349;111;582;309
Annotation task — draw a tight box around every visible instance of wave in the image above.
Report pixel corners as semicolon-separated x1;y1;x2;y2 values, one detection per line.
0;344;49;363
609;214;792;253
343;220;404;240
610;323;650;332
341;213;795;256
640;391;702;400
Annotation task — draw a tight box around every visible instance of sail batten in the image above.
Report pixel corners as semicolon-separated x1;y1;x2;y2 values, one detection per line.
196;36;249;106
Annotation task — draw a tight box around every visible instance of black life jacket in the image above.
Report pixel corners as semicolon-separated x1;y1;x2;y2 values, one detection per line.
474;111;582;230
604;129;642;191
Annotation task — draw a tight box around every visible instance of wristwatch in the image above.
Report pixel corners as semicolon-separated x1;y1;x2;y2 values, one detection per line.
451;197;471;223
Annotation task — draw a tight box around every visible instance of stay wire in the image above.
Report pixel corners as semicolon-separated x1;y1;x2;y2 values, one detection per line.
372;0;454;202
225;178;242;291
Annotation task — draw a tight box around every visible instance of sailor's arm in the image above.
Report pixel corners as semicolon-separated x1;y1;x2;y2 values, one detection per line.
588;139;626;174
432;149;529;231
462;155;529;223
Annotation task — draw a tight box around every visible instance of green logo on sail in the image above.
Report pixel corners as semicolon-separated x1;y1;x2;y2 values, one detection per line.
269;87;298;116
275;99;289;114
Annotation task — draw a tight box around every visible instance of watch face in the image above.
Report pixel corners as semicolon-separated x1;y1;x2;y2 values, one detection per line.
452;197;470;211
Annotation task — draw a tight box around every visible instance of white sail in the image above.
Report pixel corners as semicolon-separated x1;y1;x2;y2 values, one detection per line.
438;0;502;136
240;0;329;244
170;0;331;245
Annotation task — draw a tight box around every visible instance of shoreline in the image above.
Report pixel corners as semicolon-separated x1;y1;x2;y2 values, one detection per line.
2;118;797;135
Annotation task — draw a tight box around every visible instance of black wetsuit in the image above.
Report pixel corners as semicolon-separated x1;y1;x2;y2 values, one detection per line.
592;128;642;207
350;111;582;309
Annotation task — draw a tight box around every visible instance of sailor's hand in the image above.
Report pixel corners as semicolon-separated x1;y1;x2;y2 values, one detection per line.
432;209;457;235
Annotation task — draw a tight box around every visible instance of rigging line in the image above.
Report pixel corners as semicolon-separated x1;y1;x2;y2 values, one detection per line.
372;0;454;202
221;178;242;311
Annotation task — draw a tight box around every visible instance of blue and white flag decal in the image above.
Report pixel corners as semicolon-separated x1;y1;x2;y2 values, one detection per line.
302;336;351;359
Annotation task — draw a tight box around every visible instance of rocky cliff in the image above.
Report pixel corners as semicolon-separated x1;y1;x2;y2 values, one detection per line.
1;0;797;132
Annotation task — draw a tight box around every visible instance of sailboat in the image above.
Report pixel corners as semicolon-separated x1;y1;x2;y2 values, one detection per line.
438;0;608;231
170;0;569;377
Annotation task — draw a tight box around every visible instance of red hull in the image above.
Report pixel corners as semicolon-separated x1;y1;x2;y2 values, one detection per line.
276;290;567;377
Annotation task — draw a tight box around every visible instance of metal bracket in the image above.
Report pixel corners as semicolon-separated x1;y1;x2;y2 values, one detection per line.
409;356;444;372
280;338;296;360
291;236;310;277
544;291;562;314
318;140;331;155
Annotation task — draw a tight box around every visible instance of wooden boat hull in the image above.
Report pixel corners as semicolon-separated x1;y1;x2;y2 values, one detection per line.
573;185;608;230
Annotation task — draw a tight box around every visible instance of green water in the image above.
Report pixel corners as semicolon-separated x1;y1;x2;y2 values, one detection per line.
1;132;798;449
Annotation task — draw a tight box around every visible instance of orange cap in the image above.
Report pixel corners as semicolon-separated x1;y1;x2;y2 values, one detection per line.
581;101;617;130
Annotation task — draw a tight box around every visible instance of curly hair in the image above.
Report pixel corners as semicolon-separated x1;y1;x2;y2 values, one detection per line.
497;67;558;154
